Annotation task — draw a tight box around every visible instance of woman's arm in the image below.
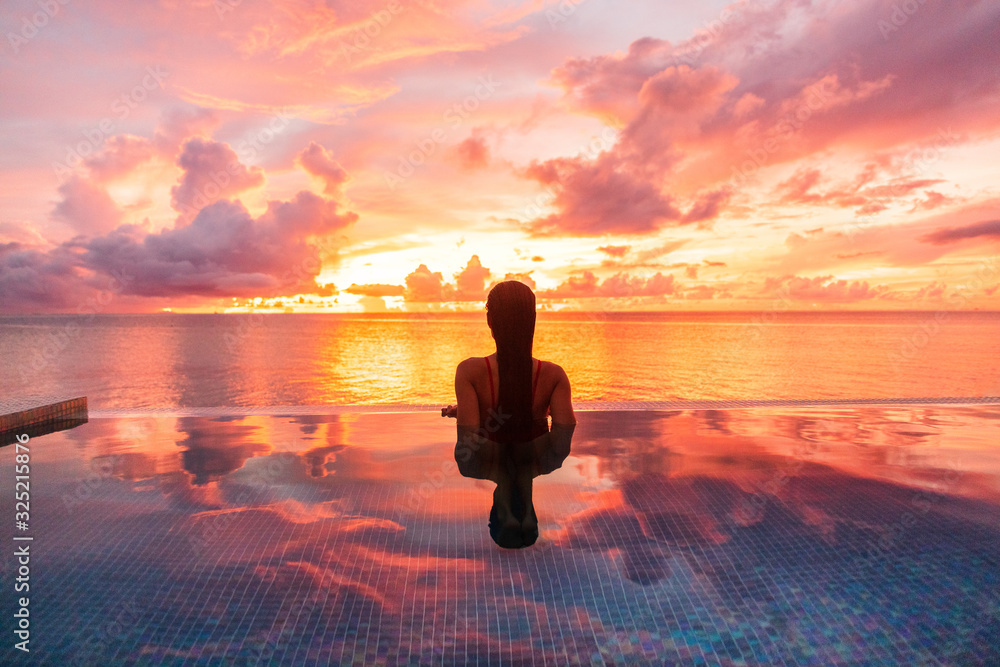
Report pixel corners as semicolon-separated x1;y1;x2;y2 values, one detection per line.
527;364;576;476
548;363;577;426
452;360;503;480
453;359;480;428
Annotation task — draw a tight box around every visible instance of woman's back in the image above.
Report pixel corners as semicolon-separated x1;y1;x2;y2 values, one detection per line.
472;354;576;440
477;354;546;431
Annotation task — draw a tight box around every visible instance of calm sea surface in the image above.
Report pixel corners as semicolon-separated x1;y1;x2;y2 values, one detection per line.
1;311;998;409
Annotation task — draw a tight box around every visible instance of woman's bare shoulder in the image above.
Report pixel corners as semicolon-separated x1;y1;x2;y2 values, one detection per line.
456;357;482;375
538;360;571;396
540;359;569;380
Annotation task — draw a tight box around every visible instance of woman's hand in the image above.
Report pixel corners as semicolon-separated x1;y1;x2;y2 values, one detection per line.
441;404;458;418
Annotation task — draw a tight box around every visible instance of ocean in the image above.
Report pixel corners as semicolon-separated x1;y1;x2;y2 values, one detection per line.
2;311;998;409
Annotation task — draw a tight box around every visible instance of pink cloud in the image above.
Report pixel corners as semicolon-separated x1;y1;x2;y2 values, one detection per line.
83;135;155;181
913;280;947;301
524;154;680;236
0;243;90;311
624;64;739;159
910;191;953;212
536;270;677;299
775;168;824;205
494;272;536;290
153;107;219;153
523;61;743;235
453;254;492;300
0;222;48;247
520;0;1000;237
769;198;1000;276
455;130;490;170
79;191;356;298
403;255;494;302
550;37;675;125
598;240;691;270
683;284;719;300
404;264;449;302
681;187;732;223
733;92;764;118
774;167;946;214
920;219;1000;245
52;176;123;235
298;142;348;195
763;274;891;302
44;110;223;244
535;270;598;298
170;138;265;217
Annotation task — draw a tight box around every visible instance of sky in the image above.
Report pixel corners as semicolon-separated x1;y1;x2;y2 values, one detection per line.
1;0;999;313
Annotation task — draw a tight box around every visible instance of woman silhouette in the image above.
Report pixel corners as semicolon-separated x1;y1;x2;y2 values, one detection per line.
442;280;577;548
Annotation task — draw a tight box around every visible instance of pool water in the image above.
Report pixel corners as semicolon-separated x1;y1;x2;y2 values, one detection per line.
2;405;999;665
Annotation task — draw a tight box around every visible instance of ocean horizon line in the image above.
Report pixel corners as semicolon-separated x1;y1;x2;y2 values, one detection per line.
3;309;999;317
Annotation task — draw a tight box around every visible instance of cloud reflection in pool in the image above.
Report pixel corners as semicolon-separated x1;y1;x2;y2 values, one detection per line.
5;405;999;664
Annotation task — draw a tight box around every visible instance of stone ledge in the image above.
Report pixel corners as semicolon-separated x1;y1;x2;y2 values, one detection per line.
0;397;88;446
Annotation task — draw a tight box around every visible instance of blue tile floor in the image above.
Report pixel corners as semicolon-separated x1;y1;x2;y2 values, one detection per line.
1;405;999;665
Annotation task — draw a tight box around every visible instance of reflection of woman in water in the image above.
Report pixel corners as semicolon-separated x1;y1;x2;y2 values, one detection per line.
441;280;577;548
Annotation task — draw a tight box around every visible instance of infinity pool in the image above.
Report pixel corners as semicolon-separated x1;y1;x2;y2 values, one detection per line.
2;404;999;665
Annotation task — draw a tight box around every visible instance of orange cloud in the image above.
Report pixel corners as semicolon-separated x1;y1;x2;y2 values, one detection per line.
298;142;348;195
404;254;494;302
455;130;490;170
597;245;630;257
345;283;405;297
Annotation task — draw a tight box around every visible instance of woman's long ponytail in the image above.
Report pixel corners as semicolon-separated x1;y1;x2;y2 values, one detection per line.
486;280;536;445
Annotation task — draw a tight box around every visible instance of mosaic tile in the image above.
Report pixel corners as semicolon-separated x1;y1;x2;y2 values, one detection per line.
1;407;999;665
